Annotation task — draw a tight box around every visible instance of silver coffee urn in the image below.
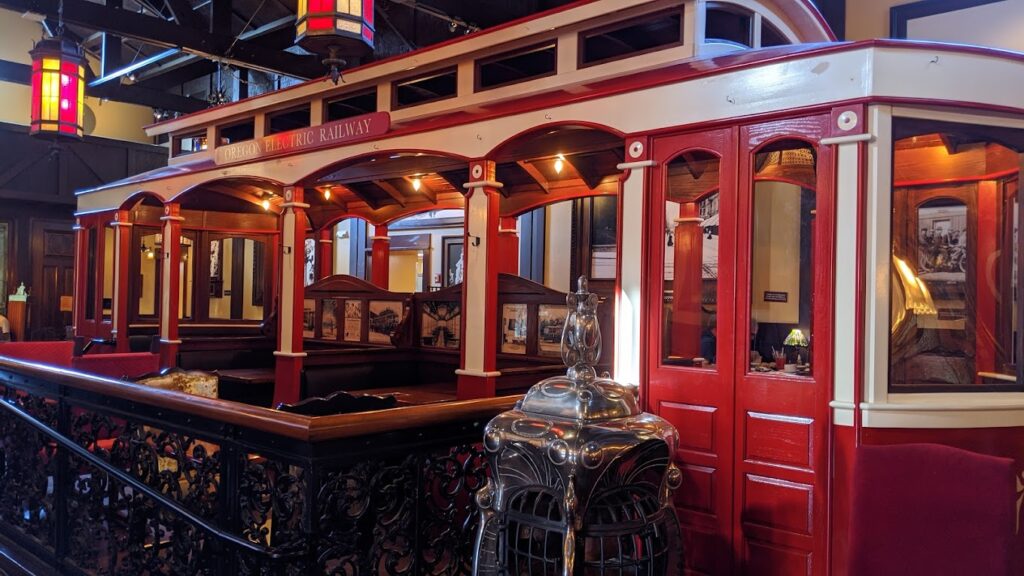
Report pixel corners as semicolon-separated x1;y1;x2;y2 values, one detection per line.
473;277;683;575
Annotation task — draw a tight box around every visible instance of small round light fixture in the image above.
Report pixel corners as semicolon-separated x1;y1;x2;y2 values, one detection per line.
412;177;422;192
322;186;332;200
554;154;565;175
262;197;271;211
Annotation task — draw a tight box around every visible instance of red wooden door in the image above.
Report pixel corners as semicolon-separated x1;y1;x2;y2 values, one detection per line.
732;116;833;575
645;116;834;575
646;127;739;575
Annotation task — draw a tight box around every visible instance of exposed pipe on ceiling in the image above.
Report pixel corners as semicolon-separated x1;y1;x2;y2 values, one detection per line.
384;0;480;33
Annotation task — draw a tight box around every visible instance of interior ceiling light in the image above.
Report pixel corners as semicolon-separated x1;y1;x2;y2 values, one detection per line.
412;177;422;191
295;0;375;84
261;194;271;211
554;154;565;174
29;2;84;140
323;186;332;200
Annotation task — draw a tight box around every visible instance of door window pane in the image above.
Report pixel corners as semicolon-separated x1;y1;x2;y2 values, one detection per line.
102;226;115;321
138;232;161;317
663;151;720;368
209;237;267;321
0;222;9;317
890;120;1024;390
85;228;96;320
180;236;194;320
749;141;816;375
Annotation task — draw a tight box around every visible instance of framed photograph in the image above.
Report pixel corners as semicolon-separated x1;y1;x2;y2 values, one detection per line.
537;304;567;357
501;303;528;354
209;239;223;297
304;237;317;287
321;299;338;340
302;299;316;338
343;299;363;342
369;300;403;344
421;301;461;348
442;236;464;287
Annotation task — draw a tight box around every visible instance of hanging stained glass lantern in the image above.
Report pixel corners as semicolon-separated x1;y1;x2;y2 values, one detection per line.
29;37;85;139
296;0;375;84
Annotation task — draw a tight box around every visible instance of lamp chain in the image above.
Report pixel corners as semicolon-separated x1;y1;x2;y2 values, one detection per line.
56;0;65;37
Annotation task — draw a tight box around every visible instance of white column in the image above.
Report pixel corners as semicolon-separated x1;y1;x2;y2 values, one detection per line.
821;109;874;427
615;157;655;387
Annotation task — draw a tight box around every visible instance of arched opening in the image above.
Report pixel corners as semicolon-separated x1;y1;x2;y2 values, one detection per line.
488;124;624;365
489;124;624;286
122;178;283;348
300;151;470;292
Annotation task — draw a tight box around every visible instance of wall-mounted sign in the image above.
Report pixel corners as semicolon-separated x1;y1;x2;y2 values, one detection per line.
214;111;390;165
763;291;788;303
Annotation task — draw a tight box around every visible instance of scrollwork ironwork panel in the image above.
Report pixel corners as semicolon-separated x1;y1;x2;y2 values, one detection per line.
0;366;503;575
0;388;57;551
63;410;224;575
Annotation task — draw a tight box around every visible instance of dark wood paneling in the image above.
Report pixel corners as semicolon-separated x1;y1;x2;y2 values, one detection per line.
0;123;166;339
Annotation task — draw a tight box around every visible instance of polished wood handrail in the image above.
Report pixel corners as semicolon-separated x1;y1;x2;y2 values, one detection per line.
0;355;518;442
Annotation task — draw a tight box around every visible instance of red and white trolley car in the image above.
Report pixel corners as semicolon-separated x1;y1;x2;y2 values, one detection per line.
72;0;1024;573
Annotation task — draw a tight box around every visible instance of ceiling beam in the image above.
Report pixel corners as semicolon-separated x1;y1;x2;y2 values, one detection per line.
341;182;382;210
374;180;408;207
4;0;322;78
134;15;298;86
89;81;210;113
163;0;207;30
90;48;179;88
100;33;123;78
0;57;206;112
515;160;551;194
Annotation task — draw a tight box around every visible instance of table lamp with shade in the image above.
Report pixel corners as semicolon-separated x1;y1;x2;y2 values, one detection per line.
784;328;810;365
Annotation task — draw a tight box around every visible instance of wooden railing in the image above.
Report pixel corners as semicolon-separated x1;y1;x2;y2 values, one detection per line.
0;355;517;575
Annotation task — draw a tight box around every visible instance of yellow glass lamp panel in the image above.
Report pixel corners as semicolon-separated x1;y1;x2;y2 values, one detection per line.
77;64;84;135
298;0;307;16
40;58;62;130
336;18;361;33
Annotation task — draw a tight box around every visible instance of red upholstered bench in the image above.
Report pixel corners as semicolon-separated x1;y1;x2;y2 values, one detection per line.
0;341;74;367
72;353;160;380
848;443;1017;576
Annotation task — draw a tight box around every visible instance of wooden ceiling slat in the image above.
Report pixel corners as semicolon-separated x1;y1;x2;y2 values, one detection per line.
374;179;408;207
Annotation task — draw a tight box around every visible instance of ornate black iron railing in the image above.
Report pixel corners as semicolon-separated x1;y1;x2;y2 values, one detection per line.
0;356;510;575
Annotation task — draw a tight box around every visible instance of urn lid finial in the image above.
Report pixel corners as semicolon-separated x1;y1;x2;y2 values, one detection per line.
519;276;638;421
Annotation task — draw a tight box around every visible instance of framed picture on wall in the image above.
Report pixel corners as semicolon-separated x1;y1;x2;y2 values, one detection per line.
321;299;338;340
501;303;528;354
537;304;567;357
302;299;316;338
421;301;461;348
343;299;362;342
304;238;317;287
442;236;464;287
209;239;223;297
369;300;403;344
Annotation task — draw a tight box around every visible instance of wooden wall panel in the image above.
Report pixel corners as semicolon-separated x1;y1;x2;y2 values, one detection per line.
675;462;716;515
743;474;813;535
0;122;166;339
746;539;812;576
745;411;814;470
660;401;717;453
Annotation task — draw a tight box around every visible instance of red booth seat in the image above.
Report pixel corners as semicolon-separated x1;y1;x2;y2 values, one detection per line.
0;341;74;367
72;353;160;380
848;443;1017;576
